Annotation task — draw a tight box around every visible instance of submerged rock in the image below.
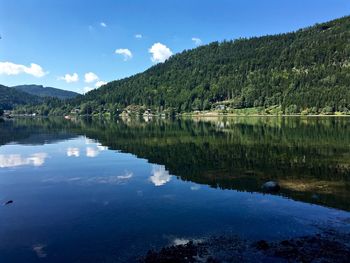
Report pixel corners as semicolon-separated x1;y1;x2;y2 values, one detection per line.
262;181;280;192
4;200;13;205
255;240;270;250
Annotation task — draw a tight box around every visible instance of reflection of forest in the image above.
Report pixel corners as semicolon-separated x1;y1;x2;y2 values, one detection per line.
1;117;350;211
0;118;78;145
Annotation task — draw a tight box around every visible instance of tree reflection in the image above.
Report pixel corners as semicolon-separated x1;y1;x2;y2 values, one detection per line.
1;116;349;210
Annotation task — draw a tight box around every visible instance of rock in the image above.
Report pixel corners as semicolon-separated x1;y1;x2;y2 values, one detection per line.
262;181;280;192
281;240;292;247
255;240;270;250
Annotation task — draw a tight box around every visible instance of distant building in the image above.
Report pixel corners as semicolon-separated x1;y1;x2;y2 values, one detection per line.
143;109;152;116
216;105;226;110
70;108;80;114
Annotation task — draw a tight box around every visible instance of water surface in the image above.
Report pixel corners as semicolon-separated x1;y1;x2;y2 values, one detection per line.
0;117;349;262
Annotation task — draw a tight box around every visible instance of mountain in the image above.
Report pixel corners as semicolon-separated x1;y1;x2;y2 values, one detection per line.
17;16;350;115
0;84;80;111
0;84;43;110
12;85;79;99
82;16;350;114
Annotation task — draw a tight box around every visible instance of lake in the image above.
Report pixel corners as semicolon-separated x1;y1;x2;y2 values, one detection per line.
0;117;349;262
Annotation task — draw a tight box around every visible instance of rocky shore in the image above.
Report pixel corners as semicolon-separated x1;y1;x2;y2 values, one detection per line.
139;228;350;263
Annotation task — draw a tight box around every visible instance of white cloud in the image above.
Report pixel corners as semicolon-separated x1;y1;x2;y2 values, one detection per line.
135;34;142;39
149;43;173;63
83;87;94;94
95;80;107;88
191;37;202;46
84;72;99;83
100;22;107;27
66;147;80;157
0;61;47;77
115;48;133;61
59;73;79;83
0;153;48;168
149;165;171;186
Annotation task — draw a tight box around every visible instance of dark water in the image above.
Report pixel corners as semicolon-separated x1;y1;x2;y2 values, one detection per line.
0;117;349;262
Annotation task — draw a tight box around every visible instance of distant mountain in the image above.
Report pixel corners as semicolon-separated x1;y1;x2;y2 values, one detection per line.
12;85;79;100
0;84;42;110
0;84;80;110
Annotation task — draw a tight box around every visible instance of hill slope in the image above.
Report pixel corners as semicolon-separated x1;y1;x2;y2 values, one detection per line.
78;16;350;114
18;16;350;115
12;85;79;99
0;85;43;110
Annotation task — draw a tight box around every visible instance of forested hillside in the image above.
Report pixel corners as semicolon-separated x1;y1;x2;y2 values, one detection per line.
0;84;42;110
12;85;79;99
0;84;80;111
16;16;350;115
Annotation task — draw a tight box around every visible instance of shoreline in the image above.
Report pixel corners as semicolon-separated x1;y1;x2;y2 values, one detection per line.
5;112;350;119
180;112;350;118
140;226;350;262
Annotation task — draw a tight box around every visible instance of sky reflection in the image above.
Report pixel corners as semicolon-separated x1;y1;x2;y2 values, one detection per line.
1;120;350;263
66;147;80;157
149;165;172;186
0;153;48;168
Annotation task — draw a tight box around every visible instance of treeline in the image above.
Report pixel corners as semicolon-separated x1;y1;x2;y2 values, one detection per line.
16;16;350;115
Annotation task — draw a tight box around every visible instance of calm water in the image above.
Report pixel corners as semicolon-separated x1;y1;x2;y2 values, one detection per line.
0;117;350;262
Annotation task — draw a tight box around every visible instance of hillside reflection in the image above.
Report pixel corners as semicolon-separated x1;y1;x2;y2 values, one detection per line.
1;116;349;211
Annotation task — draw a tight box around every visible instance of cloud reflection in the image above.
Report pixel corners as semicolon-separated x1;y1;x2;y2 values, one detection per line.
149;165;171;186
0;153;48;168
85;137;108;150
190;185;201;191
67;147;80;157
117;172;133;180
32;244;47;258
43;171;134;185
84;171;133;185
86;147;99;157
87;173;133;185
85;144;107;158
97;145;108;151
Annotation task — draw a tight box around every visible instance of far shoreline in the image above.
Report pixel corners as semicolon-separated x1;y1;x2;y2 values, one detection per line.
180;113;350;118
5;110;350;119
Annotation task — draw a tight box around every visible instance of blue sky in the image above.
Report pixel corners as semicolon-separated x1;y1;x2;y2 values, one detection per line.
0;0;349;93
